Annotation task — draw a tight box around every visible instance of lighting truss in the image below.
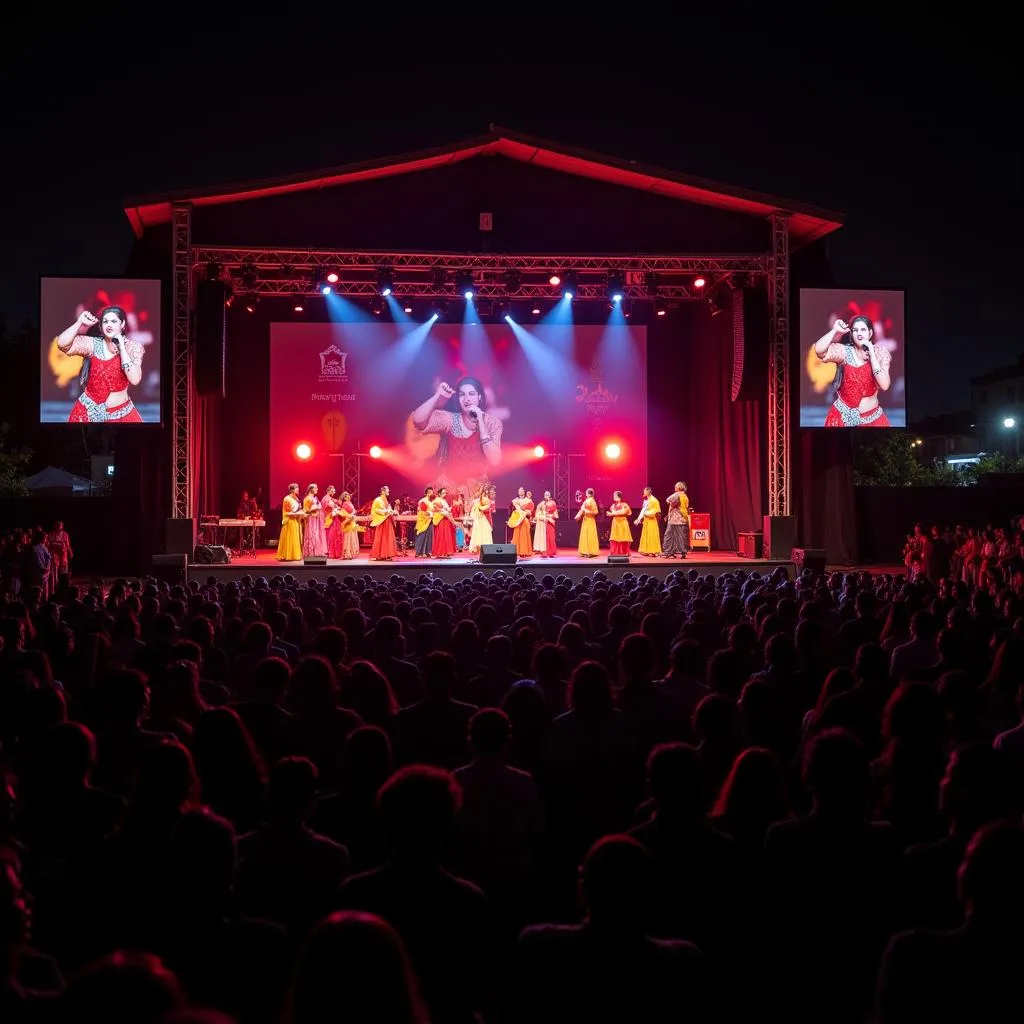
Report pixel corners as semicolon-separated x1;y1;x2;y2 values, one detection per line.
767;212;791;518
172;204;192;519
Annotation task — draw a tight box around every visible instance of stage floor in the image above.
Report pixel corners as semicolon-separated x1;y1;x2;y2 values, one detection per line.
180;547;796;585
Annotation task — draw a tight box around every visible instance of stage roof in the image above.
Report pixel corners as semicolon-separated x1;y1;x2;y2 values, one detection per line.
123;126;844;248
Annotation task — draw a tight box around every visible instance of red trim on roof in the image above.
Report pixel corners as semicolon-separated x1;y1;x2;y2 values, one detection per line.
123;128;843;246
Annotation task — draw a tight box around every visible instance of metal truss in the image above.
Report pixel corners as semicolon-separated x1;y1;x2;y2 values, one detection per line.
172;204;192;519
342;454;361;503
767;212;791;518
553;454;571;512
191;247;767;300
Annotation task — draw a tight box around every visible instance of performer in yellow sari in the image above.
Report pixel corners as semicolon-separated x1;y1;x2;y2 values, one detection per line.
635;486;662;555
468;486;493;553
575;488;600;557
369;486;398;560
276;482;304;560
508;486;534;557
413;486;435;558
606;491;633;556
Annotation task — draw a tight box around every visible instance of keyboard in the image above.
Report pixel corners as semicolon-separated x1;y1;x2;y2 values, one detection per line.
218;519;266;527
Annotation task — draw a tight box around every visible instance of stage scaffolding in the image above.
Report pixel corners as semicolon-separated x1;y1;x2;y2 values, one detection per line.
170;240;792;520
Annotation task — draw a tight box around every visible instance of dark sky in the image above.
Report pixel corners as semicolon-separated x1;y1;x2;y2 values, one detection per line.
2;11;1018;420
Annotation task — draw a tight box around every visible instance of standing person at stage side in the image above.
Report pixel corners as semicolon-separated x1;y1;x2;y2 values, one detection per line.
468;485;493;554
46;520;74;592
508;487;534;558
277;483;305;561
431;487;458;559
369;486;398;561
535;490;559;558
814;314;892;427
576;488;600;557
322;485;344;559
414;486;435;558
302;484;328;558
337;490;360;559
635;486;662;555
606;491;633;556
662;481;690;558
451;489;467;551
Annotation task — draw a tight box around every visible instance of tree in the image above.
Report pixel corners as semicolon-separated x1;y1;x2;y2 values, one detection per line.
0;421;31;497
853;433;929;486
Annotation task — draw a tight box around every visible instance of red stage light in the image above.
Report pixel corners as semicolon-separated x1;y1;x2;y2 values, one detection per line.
548;274;561;286
293;304;304;313
326;271;340;284
604;442;622;460
533;445;545;459
295;442;313;460
368;445;382;459
694;276;706;289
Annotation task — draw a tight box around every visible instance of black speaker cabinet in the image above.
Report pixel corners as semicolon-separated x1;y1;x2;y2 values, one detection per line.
166;517;197;555
480;543;517;565
607;555;631;565
303;556;328;566
193;544;231;564
762;515;796;561
792;547;828;575
150;553;187;584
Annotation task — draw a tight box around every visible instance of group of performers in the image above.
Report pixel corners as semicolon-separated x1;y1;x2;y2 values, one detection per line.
276;479;692;562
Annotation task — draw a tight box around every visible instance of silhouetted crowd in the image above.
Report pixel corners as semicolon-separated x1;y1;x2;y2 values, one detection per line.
3;562;1024;1023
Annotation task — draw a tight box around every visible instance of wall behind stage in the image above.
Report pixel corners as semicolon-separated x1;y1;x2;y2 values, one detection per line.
268;321;647;512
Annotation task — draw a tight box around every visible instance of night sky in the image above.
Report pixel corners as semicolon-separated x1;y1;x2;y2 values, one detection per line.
2;11;1017;421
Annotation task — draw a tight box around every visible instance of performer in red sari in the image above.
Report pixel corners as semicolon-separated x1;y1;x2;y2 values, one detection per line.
431;487;458;558
606;492;633;556
535;491;558;557
56;307;145;422
322;485;344;559
369;486;398;561
815;315;892;427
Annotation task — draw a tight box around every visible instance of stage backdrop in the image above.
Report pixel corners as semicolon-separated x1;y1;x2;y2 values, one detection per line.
269;321;647;516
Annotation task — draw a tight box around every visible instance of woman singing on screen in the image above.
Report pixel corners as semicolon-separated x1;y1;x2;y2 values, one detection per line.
814;315;892;427
55;307;145;422
407;377;503;492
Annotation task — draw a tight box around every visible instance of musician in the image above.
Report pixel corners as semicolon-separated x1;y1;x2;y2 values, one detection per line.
337;490;360;559
369;485;398;561
236;490;260;519
431;487;458;559
414;486;436;558
276;483;304;561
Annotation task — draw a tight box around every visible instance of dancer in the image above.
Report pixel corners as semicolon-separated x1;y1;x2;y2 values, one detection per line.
635;486;662;555
369;486;398;561
662;481;690;558
468;485;493;554
451;489;466;551
276;483;304;561
508;487;534;558
414;486;435;558
535;490;558;558
337;491;360;559
322;485;344;559
575;488;600;557
431;487;458;559
302;484;327;558
606;491;633;556
814;315;892;427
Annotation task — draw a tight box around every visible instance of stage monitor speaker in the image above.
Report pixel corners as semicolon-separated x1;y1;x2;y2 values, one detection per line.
762;515;796;561
607;555;631;565
730;287;769;402
303;556;328;566
792;547;828;576
194;279;226;398
480;544;517;565
193;544;231;564
150;553;187;584
166;517;196;555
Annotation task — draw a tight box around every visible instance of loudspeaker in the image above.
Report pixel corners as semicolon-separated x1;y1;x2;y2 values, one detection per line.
303;556;328;566
607;555;631;565
730;287;769;402
194;279;226;398
762;515;796;561
151;553;186;584
193;544;231;564
792;547;828;575
166;517;196;555
480;544;517;565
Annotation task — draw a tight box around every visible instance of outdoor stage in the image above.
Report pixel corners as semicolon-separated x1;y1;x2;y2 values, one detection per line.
180;547;796;586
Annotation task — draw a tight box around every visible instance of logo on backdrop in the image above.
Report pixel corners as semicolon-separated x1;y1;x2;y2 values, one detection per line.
576;359;618;415
318;346;349;382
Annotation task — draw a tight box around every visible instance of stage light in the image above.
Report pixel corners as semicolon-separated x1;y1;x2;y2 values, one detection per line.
404;305;413;314
533;445;546;459
1004;417;1016;429
368;445;382;459
604;442;622;460
321;285;332;296
293;304;304;313
455;270;475;299
503;268;522;293
694;275;707;289
531;306;541;315
561;271;578;300
655;298;668;317
239;262;258;291
549;273;561;287
606;272;625;303
376;266;394;296
326;271;340;284
204;261;221;281
295;442;313;460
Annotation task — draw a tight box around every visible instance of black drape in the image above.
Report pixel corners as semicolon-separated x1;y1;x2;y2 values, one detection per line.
797;430;858;564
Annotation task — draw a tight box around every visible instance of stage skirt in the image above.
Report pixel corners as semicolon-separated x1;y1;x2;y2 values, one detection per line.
277;520;303;560
639;519;662;555
513;521;534;557
341;529;360;559
414;522;434;557
469;515;493;552
578;518;599;557
370;518;398;560
303;512;328;558
433;518;456;558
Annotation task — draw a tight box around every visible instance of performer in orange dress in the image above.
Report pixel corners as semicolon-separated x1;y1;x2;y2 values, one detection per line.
606;492;633;556
56;307;145;422
575;489;600;557
413;486;435;558
814;315;892;427
369;486;398;561
431;487;457;559
509;487;534;558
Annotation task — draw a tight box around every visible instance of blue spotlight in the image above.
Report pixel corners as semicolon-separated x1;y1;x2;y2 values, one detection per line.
320;284;332;296
376;266;394;297
561;270;579;301
607;271;625;303
455;270;475;300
